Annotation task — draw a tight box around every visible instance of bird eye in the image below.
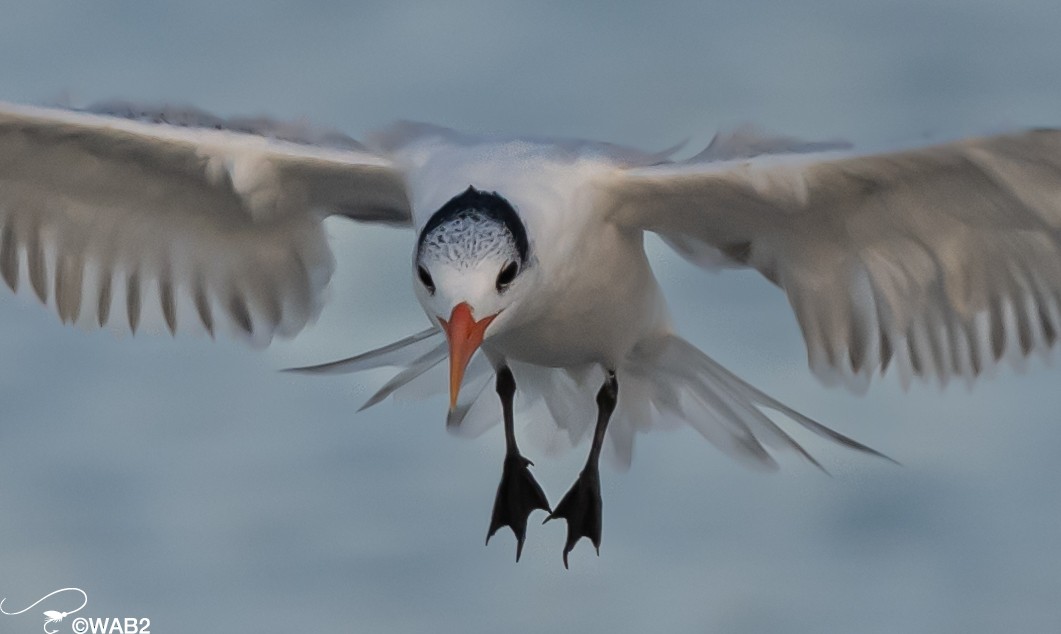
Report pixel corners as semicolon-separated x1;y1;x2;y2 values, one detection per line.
418;265;435;294
496;261;519;292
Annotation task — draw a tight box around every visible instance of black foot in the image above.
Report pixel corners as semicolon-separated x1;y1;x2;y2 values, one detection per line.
486;453;551;561
544;467;601;568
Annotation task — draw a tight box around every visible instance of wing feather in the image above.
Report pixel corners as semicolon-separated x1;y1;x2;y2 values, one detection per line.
608;129;1061;386
0;101;411;341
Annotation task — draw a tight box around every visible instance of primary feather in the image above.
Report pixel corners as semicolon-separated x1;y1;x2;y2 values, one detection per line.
0;101;409;341
608;129;1061;390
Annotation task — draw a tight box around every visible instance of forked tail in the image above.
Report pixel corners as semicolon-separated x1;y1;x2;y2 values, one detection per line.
286;329;894;471
614;333;895;471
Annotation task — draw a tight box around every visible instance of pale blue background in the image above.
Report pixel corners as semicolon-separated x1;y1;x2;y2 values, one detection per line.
1;2;1061;632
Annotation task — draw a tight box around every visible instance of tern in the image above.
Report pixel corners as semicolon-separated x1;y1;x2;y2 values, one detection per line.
2;101;1060;565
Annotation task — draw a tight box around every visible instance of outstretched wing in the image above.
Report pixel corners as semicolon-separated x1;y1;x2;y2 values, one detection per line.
0;101;410;342
606;129;1061;388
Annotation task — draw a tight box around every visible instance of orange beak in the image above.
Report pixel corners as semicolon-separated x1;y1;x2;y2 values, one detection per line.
439;302;497;411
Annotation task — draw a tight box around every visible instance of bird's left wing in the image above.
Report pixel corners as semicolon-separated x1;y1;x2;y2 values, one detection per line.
0;102;410;341
605;129;1061;388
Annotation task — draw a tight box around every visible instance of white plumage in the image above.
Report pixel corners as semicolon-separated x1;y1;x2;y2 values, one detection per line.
3;99;1060;560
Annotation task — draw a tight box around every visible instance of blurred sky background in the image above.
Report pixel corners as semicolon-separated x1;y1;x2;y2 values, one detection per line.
1;1;1061;632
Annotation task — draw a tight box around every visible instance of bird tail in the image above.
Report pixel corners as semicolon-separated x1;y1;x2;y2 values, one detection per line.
283;326;494;414
285;329;891;472
284;327;451;410
605;333;893;471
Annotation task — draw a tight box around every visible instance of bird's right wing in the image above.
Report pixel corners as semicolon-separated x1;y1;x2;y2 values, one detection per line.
0;102;411;342
606;129;1061;388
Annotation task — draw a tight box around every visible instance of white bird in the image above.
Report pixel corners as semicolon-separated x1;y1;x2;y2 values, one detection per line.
2;101;1060;565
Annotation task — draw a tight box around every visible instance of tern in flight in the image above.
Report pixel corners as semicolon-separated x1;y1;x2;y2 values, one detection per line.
1;101;1059;565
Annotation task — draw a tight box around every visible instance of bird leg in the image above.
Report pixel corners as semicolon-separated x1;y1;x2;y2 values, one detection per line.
545;370;618;568
486;366;551;561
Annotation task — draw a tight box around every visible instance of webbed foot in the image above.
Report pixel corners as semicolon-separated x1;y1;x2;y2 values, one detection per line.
486;453;551;561
544;466;601;568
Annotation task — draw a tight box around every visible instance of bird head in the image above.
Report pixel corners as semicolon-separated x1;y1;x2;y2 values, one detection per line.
414;187;531;410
